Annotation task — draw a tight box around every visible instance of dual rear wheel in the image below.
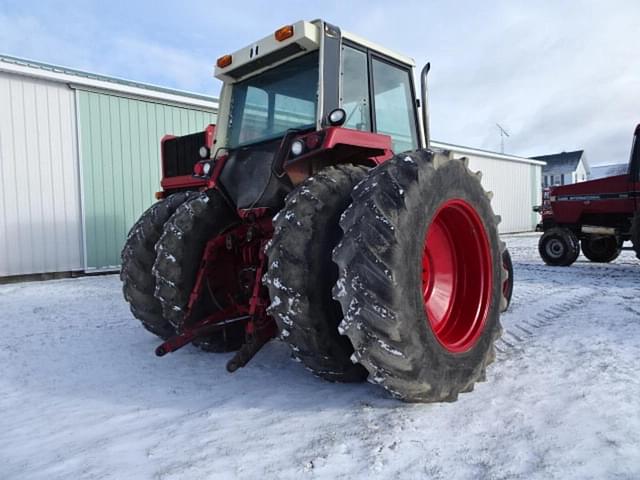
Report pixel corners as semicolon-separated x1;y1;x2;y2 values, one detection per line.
121;191;245;352
266;152;506;402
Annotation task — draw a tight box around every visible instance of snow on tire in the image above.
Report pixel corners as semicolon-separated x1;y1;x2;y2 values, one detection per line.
332;151;505;402
120;191;199;339
264;164;369;382
152;190;244;352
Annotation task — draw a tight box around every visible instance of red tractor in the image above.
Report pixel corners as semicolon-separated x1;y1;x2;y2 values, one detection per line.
536;125;640;266
121;20;512;402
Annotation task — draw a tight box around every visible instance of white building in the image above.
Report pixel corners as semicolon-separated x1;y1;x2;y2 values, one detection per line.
0;54;217;278
432;142;545;234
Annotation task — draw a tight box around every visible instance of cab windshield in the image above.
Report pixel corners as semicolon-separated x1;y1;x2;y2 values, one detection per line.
228;51;319;148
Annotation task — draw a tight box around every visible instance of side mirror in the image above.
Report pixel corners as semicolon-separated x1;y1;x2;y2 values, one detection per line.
326;108;346;127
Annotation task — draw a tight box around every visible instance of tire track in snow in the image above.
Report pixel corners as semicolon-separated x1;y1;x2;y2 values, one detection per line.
497;293;596;357
493;233;639;362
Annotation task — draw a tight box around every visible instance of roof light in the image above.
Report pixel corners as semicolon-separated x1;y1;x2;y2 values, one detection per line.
274;25;294;42
216;55;232;68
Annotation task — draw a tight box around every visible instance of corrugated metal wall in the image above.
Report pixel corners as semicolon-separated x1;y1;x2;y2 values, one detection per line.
76;90;216;270
453;152;542;233
0;72;83;276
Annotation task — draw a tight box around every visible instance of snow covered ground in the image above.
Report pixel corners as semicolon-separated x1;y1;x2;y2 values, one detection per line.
1;234;639;479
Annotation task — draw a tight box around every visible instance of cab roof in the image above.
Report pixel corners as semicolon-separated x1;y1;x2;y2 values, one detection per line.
214;20;416;83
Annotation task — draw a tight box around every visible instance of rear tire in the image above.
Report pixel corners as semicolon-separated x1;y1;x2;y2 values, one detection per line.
580;235;621;263
153;190;245;352
333;152;504;402
120;191;199;339
538;227;579;266
264;165;368;382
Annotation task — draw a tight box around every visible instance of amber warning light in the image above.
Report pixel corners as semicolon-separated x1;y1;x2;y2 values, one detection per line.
217;55;232;68
274;25;294;42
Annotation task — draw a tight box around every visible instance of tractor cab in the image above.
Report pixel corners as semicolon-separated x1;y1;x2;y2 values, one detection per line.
205;20;425;210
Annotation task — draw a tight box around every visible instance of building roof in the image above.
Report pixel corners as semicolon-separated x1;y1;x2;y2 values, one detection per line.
531;150;589;175
0;53;218;110
432;141;546;166
589;162;628;179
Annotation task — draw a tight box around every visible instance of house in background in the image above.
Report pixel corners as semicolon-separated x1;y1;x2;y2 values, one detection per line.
531;150;590;187
589;163;628;179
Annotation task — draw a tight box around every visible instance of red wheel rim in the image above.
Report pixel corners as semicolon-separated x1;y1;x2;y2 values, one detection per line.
422;199;493;353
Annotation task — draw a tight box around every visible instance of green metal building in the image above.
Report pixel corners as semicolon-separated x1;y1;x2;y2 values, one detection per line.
77;91;215;270
0;54;217;276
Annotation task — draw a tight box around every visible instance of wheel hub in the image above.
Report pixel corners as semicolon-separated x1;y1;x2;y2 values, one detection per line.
421;199;493;353
545;239;564;258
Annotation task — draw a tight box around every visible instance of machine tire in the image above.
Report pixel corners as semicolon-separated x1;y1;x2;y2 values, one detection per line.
538;227;580;266
580;235;621;263
333;151;505;402
153;190;245;352
264;164;369;382
121;191;199;339
502;248;514;312
631;212;640;260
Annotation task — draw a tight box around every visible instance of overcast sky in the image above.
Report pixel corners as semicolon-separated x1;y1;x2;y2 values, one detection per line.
1;0;638;165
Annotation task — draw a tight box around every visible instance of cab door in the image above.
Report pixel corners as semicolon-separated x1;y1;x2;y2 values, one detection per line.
370;56;419;153
340;42;420;154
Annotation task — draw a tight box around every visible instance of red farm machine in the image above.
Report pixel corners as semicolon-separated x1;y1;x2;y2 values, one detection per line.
536;125;640;266
121;20;513;402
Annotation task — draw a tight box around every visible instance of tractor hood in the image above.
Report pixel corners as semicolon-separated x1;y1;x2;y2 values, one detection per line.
549;174;629;199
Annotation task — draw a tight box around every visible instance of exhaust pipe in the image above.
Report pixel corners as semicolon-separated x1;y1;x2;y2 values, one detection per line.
420;63;431;150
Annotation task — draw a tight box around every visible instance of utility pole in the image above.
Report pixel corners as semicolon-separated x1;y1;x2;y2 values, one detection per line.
496;123;510;153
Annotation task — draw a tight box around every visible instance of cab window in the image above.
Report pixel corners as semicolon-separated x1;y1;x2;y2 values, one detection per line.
341;46;372;132
371;58;418;153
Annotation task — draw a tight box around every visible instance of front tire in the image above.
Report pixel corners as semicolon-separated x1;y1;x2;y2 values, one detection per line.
538;227;579;266
333;151;504;402
580;235;621;263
